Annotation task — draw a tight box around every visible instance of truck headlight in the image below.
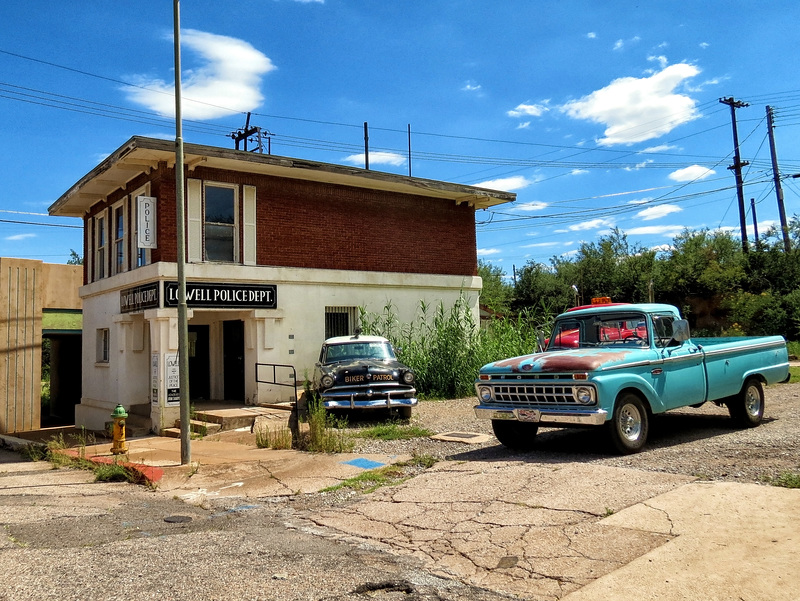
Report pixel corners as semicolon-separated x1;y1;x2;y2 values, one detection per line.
402;371;415;385
574;386;594;405
320;375;334;389
478;386;493;402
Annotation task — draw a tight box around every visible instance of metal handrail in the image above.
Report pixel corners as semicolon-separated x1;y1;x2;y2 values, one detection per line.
255;363;298;390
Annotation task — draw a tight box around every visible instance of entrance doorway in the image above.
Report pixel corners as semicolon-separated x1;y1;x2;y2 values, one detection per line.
223;320;245;401
41;334;82;427
188;325;210;401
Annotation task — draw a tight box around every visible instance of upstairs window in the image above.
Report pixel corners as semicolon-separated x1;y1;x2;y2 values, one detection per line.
204;184;237;262
112;204;125;275
95;213;107;280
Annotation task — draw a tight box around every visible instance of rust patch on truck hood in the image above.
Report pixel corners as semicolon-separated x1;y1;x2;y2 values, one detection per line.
489;349;635;373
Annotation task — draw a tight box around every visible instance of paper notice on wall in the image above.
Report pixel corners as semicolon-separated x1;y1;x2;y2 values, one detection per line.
165;353;180;406
151;352;159;405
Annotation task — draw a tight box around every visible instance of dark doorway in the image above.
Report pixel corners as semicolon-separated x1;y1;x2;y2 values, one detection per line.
188;325;210;401
223;320;245;401
42;334;82;427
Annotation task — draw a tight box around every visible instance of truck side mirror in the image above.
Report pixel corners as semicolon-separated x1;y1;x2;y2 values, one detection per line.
672;319;690;342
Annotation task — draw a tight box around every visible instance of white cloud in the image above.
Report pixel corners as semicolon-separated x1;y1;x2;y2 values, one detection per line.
559;63;701;146
587;32;597;39
636;204;682;221
648;55;669;69
569;218;615;231
625;159;653;171
700;42;710;49
462;81;482;92
628;197;653;205
125;30;275;120
571;169;589;176
475;176;537;192
668;165;715;182
5;233;36;241
507;103;548;118
516;121;531;129
516;201;548;211
520;241;559;248
651;243;673;253
478;248;502;256
343;151;406;167
613;39;624;51
626;225;685;237
640;144;677;153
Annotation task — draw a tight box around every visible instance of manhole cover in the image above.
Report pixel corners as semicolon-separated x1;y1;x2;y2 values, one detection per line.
442;432;480;439
164;515;193;524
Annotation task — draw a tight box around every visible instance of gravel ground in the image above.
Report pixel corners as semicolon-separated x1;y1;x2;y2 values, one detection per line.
348;381;800;486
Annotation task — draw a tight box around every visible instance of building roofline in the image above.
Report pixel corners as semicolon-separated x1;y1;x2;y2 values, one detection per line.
49;136;516;217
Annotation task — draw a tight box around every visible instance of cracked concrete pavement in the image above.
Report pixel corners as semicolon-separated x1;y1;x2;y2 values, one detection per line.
289;460;799;601
6;402;799;600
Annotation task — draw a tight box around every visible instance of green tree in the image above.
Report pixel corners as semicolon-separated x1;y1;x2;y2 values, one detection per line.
514;261;574;313
477;259;513;314
67;249;83;265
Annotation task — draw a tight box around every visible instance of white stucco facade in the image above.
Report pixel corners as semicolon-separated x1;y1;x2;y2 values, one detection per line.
76;261;481;432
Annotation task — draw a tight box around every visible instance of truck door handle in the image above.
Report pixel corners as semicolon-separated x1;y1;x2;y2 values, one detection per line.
651;368;663;375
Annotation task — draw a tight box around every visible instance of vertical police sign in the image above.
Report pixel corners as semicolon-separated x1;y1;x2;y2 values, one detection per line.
137;196;157;249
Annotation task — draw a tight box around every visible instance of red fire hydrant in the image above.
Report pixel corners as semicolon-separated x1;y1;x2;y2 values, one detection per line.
110;404;129;455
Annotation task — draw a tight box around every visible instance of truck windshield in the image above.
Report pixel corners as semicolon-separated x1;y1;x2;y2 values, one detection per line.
548;313;649;349
323;341;396;364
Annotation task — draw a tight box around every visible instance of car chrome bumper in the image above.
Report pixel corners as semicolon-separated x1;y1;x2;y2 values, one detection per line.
321;391;418;410
474;405;608;426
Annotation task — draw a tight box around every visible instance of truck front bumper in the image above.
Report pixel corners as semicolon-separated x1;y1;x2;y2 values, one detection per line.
474;405;608;426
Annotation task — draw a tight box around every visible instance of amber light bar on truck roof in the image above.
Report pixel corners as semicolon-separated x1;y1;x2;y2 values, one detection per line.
566;297;630;312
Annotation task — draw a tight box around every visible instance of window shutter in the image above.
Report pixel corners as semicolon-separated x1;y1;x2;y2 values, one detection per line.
243;185;257;265
187;178;203;262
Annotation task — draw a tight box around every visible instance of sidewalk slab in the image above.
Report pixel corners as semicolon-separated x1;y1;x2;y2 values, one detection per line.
562;481;800;601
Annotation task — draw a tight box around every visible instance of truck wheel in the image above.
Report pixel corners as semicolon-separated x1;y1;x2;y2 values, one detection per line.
608;393;649;454
727;379;764;427
491;420;538;451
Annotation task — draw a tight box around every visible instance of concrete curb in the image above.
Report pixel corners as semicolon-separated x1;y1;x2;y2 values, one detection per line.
56;448;165;485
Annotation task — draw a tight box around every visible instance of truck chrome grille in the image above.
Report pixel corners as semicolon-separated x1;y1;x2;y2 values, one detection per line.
492;384;585;406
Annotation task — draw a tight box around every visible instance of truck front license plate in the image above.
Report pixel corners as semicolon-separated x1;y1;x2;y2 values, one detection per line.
516;409;541;422
492;411;515;420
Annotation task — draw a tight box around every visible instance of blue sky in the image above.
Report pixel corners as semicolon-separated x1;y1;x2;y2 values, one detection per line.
2;1;799;271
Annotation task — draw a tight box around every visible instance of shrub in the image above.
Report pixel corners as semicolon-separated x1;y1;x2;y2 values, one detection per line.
360;297;551;399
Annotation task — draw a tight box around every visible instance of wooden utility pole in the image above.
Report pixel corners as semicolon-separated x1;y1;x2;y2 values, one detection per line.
720;97;750;253
766;106;792;252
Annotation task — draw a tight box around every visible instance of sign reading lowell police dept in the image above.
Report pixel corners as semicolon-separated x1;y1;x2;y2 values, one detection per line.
165;282;277;309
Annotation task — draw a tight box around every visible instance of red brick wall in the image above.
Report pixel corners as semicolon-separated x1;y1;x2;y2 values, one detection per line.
84;165;479;278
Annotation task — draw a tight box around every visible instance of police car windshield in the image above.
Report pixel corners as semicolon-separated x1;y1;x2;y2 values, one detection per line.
323;341;396;364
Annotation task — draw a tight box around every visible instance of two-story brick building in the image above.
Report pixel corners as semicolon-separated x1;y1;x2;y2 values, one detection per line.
49;136;514;433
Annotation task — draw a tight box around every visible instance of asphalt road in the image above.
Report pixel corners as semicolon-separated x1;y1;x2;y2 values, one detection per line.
0;449;511;601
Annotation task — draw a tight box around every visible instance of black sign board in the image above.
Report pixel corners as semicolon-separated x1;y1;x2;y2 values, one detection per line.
164;282;277;309
120;282;160;313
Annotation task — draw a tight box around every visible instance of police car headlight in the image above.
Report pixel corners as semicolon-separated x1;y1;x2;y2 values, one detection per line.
478;386;493;402
320;375;335;389
402;371;415;385
574;386;594;405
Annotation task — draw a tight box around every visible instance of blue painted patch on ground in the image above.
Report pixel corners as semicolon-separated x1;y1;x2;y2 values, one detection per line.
343;458;385;470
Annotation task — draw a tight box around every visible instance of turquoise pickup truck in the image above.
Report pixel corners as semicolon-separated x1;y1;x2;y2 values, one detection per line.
474;302;790;454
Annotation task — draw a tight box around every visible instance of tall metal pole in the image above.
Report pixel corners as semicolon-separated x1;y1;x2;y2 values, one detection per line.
173;0;191;465
363;122;369;170
720;97;750;254
766;106;792;252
